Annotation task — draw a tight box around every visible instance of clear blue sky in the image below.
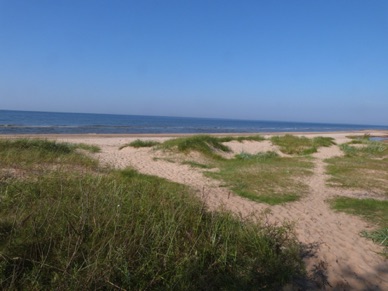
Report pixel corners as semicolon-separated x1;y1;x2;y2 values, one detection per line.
1;0;387;125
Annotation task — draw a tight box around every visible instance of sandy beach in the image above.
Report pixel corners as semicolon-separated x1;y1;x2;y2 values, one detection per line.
2;130;387;289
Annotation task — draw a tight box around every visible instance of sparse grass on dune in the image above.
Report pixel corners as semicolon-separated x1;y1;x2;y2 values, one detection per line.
209;152;313;205
271;135;335;155
159;136;313;205
330;197;388;257
0;139;100;177
182;160;214;169
0;139;305;289
327;140;388;255
119;139;160;149
160;135;231;158
218;135;266;143
326;141;388;195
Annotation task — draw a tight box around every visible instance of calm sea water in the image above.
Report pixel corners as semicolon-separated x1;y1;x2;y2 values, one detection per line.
1;110;387;134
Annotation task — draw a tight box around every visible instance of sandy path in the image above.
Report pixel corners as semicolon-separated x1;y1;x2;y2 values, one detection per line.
56;133;388;289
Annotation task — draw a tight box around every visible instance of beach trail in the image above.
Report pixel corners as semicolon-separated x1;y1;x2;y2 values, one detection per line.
56;132;388;289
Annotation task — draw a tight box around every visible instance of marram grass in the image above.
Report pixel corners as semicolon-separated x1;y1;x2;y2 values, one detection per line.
0;139;305;289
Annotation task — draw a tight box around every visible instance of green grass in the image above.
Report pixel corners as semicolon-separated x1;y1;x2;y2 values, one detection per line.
209;153;313;205
0;139;306;289
120;139;160;149
271;135;335;155
182;161;214;169
218;135;266;143
326;141;388;195
0;139;99;177
330;197;388;256
159;136;313;205
160;135;231;158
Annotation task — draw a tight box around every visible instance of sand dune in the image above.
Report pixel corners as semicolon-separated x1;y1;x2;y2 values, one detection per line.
52;131;388;289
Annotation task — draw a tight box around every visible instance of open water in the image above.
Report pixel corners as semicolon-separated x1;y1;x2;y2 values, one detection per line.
1;110;387;135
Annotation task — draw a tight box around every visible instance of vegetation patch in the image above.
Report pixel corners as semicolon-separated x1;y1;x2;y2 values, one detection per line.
330;197;388;256
326;141;388;195
209;154;313;205
0;139;99;177
271;135;335;155
0;138;306;289
218;135;266;143
182;161;214;169
120;139;160;149
160;135;230;158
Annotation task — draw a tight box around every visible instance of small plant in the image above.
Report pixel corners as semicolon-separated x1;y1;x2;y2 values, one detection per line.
120;139;160;149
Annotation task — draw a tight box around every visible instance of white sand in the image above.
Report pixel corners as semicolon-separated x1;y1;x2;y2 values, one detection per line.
38;131;388;288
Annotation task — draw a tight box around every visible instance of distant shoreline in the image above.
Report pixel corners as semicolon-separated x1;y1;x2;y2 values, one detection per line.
1;129;388;140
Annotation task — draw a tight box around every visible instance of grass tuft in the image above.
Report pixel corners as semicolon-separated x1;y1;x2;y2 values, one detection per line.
160;135;230;158
120;139;160;149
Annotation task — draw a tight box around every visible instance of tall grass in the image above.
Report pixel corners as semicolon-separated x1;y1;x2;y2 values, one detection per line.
0;139;99;176
0;139;305;289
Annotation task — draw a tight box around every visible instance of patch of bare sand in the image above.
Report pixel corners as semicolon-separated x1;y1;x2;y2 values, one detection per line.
55;133;388;289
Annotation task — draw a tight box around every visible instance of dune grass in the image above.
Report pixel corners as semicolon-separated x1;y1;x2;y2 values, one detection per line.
330;197;388;256
160;135;231;159
119;139;160;149
0;139;100;177
0;139;305;289
182;161;214;169
326;141;388;195
159;136;313;205
209;152;313;205
218;135;266;143
271;135;335;155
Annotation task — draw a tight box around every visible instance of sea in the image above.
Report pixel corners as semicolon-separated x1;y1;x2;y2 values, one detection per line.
1;110;387;135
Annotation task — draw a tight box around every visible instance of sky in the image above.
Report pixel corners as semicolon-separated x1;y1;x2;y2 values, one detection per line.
0;0;387;125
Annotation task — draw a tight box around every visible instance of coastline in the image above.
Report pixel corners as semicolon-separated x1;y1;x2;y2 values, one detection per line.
1;129;387;139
